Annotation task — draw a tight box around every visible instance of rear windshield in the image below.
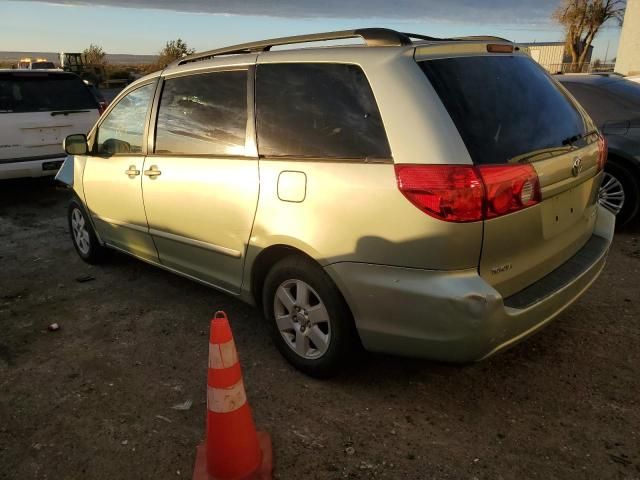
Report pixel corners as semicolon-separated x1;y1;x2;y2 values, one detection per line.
0;73;98;113
420;56;588;164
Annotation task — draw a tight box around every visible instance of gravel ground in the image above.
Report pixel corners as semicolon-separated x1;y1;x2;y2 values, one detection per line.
1;178;639;480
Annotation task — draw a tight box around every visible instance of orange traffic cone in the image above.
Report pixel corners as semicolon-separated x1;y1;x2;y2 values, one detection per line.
192;311;272;480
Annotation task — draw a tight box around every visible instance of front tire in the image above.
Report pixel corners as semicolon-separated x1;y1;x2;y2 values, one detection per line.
68;199;108;264
262;256;357;378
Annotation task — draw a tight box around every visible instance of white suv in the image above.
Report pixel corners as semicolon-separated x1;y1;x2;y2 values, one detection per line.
0;70;99;180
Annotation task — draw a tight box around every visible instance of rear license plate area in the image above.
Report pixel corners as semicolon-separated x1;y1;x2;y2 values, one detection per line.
542;184;593;238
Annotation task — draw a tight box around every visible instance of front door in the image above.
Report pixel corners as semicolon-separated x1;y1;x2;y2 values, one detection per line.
83;82;158;261
142;68;258;294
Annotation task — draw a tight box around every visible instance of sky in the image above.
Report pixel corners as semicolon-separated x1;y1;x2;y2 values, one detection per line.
0;0;624;62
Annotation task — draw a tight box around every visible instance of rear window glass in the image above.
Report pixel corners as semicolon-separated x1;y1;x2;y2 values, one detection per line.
30;62;56;70
256;63;390;159
420;56;587;165
0;73;98;113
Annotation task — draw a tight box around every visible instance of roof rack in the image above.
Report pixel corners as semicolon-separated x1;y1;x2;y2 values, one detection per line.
403;33;512;43
175;28;413;66
452;35;513;42
172;28;514;67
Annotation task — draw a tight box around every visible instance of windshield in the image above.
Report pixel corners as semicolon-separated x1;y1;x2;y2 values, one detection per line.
419;55;589;165
0;72;98;113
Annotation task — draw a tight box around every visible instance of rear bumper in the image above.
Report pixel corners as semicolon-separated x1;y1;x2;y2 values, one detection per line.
325;205;615;363
0;157;65;179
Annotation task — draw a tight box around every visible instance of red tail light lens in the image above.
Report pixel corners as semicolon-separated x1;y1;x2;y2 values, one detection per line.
394;165;484;222
597;134;608;171
395;164;541;222
477;164;541;219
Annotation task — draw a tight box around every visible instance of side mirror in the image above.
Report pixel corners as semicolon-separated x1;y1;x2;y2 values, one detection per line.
64;134;88;155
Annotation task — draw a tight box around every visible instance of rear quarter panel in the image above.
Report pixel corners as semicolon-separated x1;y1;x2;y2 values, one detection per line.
248;160;483;268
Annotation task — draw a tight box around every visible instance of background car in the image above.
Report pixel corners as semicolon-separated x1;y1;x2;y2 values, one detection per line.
0;70;100;180
29;61;57;70
84;80;109;114
556;73;640;226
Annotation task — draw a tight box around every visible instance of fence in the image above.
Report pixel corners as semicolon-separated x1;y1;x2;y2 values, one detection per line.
542;62;616;74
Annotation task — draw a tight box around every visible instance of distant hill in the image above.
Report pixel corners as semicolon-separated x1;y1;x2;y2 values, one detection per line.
0;51;157;65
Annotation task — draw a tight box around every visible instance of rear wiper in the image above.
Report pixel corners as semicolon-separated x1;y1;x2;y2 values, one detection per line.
508;146;569;164
50;110;91;116
561;134;582;145
561;129;598;146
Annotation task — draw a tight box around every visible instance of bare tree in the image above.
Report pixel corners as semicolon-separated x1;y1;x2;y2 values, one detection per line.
156;38;195;69
553;0;626;72
83;44;106;65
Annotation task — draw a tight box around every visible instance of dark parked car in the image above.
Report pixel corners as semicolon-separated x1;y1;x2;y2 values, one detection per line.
556;73;640;226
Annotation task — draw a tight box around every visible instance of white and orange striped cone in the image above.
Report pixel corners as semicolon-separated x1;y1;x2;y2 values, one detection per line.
192;311;272;480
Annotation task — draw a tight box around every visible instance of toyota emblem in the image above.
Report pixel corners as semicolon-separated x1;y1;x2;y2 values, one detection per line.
572;157;583;177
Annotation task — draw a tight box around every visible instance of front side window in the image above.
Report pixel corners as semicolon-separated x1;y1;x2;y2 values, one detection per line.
154;70;248;156
256;63;390;159
97;83;154;155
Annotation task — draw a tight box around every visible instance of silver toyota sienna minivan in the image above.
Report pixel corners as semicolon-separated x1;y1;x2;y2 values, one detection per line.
58;29;615;376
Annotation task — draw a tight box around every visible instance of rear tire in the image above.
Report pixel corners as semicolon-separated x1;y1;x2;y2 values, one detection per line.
68;199;109;264
599;161;639;228
262;256;357;378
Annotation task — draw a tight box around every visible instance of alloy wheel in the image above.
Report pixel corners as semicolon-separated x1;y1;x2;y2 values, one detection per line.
599;172;625;215
71;208;91;255
273;279;331;359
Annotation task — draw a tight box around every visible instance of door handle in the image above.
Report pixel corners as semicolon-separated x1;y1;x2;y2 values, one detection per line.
125;165;140;178
144;165;162;178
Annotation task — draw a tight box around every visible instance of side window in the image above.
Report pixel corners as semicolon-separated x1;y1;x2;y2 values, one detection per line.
97;83;154;155
256;63;391;159
154;70;248;156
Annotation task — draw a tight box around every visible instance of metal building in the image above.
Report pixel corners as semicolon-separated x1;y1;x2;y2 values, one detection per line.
615;0;640;76
519;41;593;73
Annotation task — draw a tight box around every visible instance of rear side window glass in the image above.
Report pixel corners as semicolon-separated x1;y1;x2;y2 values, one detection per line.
420;56;587;165
155;70;247;156
0;73;98;113
97;83;154;155
256;63;390;159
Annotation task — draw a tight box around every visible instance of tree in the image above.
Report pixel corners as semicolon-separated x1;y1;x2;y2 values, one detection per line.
553;0;626;72
83;44;106;65
156;38;195;68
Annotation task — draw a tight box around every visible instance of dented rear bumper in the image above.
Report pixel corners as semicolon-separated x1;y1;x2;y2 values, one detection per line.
325;205;615;363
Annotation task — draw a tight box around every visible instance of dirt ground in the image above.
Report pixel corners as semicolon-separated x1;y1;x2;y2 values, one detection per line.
1;178;639;480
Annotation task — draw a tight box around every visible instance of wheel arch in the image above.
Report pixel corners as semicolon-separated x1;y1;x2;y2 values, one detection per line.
607;149;640;178
249;244;319;308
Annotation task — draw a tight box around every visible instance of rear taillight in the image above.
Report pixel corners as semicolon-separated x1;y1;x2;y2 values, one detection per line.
477;164;541;219
394;165;484;222
395;164;541;223
597;134;608;171
98;102;108;115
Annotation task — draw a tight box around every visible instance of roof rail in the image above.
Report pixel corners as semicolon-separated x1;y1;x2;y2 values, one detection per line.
452;35;513;43
171;29;515;68
174;28;412;66
402;32;448;42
